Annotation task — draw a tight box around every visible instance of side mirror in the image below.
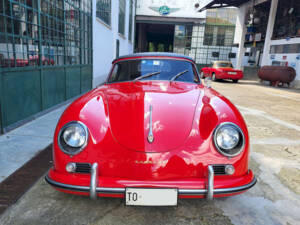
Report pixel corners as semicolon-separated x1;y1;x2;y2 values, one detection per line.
204;77;212;88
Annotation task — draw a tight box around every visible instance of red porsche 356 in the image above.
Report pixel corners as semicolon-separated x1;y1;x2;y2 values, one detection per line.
46;53;256;206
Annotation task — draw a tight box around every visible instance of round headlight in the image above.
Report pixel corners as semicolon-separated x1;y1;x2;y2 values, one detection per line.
213;123;244;157
58;121;88;155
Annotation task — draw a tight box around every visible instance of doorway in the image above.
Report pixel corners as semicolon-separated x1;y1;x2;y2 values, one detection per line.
135;23;175;52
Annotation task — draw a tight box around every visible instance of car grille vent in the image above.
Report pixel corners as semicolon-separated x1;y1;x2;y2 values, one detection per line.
212;165;226;175
75;163;91;173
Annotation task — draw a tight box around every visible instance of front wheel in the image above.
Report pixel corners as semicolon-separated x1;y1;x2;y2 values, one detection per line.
212;73;217;81
200;71;204;79
233;80;238;83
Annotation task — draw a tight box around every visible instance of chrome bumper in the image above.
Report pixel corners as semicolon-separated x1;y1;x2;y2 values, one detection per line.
45;163;256;200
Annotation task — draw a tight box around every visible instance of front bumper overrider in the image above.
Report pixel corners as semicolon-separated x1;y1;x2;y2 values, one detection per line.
45;164;256;200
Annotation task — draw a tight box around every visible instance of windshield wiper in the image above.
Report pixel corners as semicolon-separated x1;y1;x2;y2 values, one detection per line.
133;71;161;82
170;70;189;82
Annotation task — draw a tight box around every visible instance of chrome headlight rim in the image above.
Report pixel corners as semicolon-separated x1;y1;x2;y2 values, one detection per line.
213;122;245;157
58;121;89;156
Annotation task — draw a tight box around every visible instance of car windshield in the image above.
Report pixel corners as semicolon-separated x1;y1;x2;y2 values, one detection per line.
215;62;233;68
108;59;200;84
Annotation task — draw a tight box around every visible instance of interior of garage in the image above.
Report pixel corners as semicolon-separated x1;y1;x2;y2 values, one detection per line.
135;23;175;52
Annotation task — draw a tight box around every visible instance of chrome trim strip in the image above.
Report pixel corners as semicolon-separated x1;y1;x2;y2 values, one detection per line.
178;189;207;194
45;175;125;193
147;105;154;143
90;163;98;200
207;165;214;200
45;175;256;196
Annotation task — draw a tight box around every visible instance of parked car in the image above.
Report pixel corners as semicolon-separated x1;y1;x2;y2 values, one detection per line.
0;54;29;67
29;55;55;65
45;53;256;206
201;61;243;83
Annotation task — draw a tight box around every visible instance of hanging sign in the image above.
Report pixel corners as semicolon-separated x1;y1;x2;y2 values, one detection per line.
149;5;180;16
159;5;170;15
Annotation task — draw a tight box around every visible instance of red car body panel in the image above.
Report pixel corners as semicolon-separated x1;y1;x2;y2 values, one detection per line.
106;82;199;152
46;54;255;200
201;62;243;80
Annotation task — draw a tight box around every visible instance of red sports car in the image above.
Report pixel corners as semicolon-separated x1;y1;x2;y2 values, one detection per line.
46;53;256;206
201;61;243;83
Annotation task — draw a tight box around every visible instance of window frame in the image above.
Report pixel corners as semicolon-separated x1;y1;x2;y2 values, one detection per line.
128;0;133;42
118;0;126;36
96;0;112;27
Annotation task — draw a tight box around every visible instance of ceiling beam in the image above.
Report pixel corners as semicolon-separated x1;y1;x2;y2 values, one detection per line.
198;0;251;12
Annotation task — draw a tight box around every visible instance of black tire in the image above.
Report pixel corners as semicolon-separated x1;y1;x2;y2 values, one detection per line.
212;73;217;81
200;71;204;79
233;80;238;83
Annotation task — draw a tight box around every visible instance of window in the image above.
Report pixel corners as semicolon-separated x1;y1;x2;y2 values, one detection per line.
212;52;219;57
228;53;236;58
215;62;233;68
96;0;111;26
270;44;300;54
173;23;234;65
273;0;300;39
216;27;225;46
204;26;214;45
118;0;126;35
206;8;237;25
108;59;199;84
0;0;92;68
128;0;133;41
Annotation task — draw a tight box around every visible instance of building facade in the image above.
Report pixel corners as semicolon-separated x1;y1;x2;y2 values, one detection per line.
93;0;135;86
0;0;135;133
232;0;300;87
135;0;237;69
0;0;93;133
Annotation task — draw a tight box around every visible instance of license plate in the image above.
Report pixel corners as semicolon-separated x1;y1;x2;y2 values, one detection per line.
228;72;236;74
125;188;178;206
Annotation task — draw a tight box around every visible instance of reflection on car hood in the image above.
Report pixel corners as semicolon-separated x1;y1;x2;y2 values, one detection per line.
104;81;200;152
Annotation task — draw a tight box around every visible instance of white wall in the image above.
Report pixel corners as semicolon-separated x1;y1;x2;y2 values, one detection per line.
136;0;211;18
93;0;135;87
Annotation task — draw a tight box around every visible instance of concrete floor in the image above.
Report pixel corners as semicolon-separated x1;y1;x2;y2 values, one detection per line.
1;80;300;225
0;104;68;182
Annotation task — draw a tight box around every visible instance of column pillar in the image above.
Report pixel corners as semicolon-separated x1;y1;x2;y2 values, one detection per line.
235;5;247;70
261;0;279;66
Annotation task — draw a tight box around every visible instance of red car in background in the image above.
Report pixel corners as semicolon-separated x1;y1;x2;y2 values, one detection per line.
0;54;28;67
201;61;243;83
0;53;54;67
29;55;55;65
45;53;255;206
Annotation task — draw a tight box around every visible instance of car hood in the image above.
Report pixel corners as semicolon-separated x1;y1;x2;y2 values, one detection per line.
104;81;200;152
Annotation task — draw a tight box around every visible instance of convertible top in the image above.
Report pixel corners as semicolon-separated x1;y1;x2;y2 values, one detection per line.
113;52;195;63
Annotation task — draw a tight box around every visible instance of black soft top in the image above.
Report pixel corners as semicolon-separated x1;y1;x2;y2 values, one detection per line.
113;52;195;63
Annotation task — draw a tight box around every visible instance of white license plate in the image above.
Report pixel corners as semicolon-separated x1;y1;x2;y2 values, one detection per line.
125;188;178;206
228;72;236;74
